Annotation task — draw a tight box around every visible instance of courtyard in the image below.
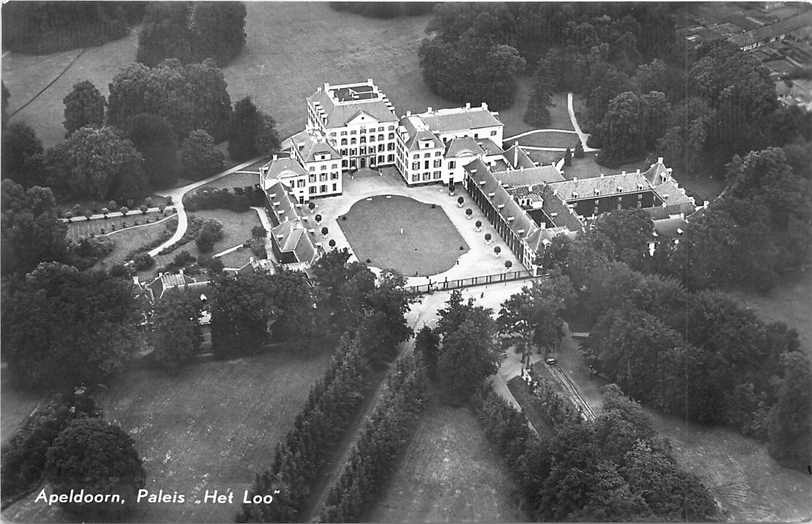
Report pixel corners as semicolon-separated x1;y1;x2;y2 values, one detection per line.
338;195;468;277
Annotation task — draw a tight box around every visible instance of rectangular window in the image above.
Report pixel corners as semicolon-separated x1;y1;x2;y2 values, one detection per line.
422;173;431;181
320;184;327;192
378;126;384;132
331;163;338;169
435;151;442;156
369;135;376;142
341;138;347;145
490;130;497;136
378;144;384;152
449;161;456;169
320;173;327;181
424;153;430;159
342;159;348;167
340;130;347;136
309;186;316;194
350;129;357;135
424;160;429;169
387;154;394;162
331;172;339;180
411;162;420;170
320;164;327;170
433;171;441;179
388;125;395;131
309;165;315;172
332;183;337;191
309;174;316;183
378;134;384;141
297;179;305;188
411;174;419;182
387;143;395;151
434;159;441;168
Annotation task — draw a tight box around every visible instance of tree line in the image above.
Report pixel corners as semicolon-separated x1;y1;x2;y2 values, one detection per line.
329;2;434;18
320;353;426;522
2;2;145;54
540;214;811;471
473;384;718;521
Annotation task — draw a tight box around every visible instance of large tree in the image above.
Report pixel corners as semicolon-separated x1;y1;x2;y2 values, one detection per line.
63;80;105;136
42;126;147;202
524;57;555;127
1;181;67;275
587;209;654;270
128;113;179;188
189;2;247;65
151;289;203;373
228;97;279;161
45;418;145;518
596;90;645;166
2;262;140;389
136;2;194;66
180;129;225;179
1;122;43;185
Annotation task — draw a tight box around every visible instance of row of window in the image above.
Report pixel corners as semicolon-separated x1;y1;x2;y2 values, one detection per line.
410;159;443;170
339;144;396;156
308;163;339;172
410;171;443;182
334;125;396;136
308;183;339;194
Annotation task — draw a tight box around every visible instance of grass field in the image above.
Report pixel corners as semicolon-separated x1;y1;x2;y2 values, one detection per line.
91;216;177;271
66;212;176;242
1;349;333;523
339;195;468;276
527;150;564;166
516;131;579;149
368;394;523;523
2;30;139;147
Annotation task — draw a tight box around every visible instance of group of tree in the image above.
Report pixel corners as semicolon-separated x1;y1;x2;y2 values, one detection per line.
662;146;812;290
474;384;718;521
2;2;145;54
1;262;142;390
420;3;678;114
228;97;280;161
195;219;225;253
330;2;434;18
209;269;316;357
1;388;146;519
496;273;576;361
137;2;246;67
415;291;502;404
540;229;811;470
320;353;426;522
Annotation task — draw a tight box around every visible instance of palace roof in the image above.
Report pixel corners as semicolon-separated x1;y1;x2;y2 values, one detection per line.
418;105;502;133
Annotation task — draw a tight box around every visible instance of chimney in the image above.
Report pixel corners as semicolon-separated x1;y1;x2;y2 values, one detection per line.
513;145;518;166
406;110;411;117
465;102;471;110
481;102;488;110
427;106;433;113
657;156;664;164
323;82;329;92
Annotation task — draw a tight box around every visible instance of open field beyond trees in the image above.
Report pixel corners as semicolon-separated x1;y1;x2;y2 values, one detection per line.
339;195;468;277
1;349;333;523
368;395;523;523
3;3;536;151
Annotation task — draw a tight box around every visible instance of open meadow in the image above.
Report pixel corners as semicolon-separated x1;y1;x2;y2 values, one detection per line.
1;348;333;523
90;216;177;271
367;394;523;523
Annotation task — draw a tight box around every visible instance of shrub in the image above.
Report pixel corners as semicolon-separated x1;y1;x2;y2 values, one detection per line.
172;250;195;268
133;253;155;271
195;219;224;253
184;187;251;212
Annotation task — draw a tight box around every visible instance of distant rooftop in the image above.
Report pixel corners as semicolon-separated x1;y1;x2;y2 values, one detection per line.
416;103;503;134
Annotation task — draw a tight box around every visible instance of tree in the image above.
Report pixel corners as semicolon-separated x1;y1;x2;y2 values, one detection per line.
437;312;500;404
656;97;710;173
132;252;155;270
563;147;572;166
494;245;501;256
1;122;43;185
228;97;266;161
151;289;202;372
45;418;145;518
524;57;554;126
633;58;670;96
255;112;281;156
189;2;247;65
1;181;67;275
136;2;194;66
181;129;225;179
2;262;140;390
587;209;654;270
42;126;147;202
415;325;440;378
767;351;812;470
574;141;584;158
128;113;179;188
63;80;105;136
597;91;645;166
195;219;224;253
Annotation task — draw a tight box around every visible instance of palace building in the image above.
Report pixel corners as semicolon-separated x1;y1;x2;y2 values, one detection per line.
258;79;697;271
